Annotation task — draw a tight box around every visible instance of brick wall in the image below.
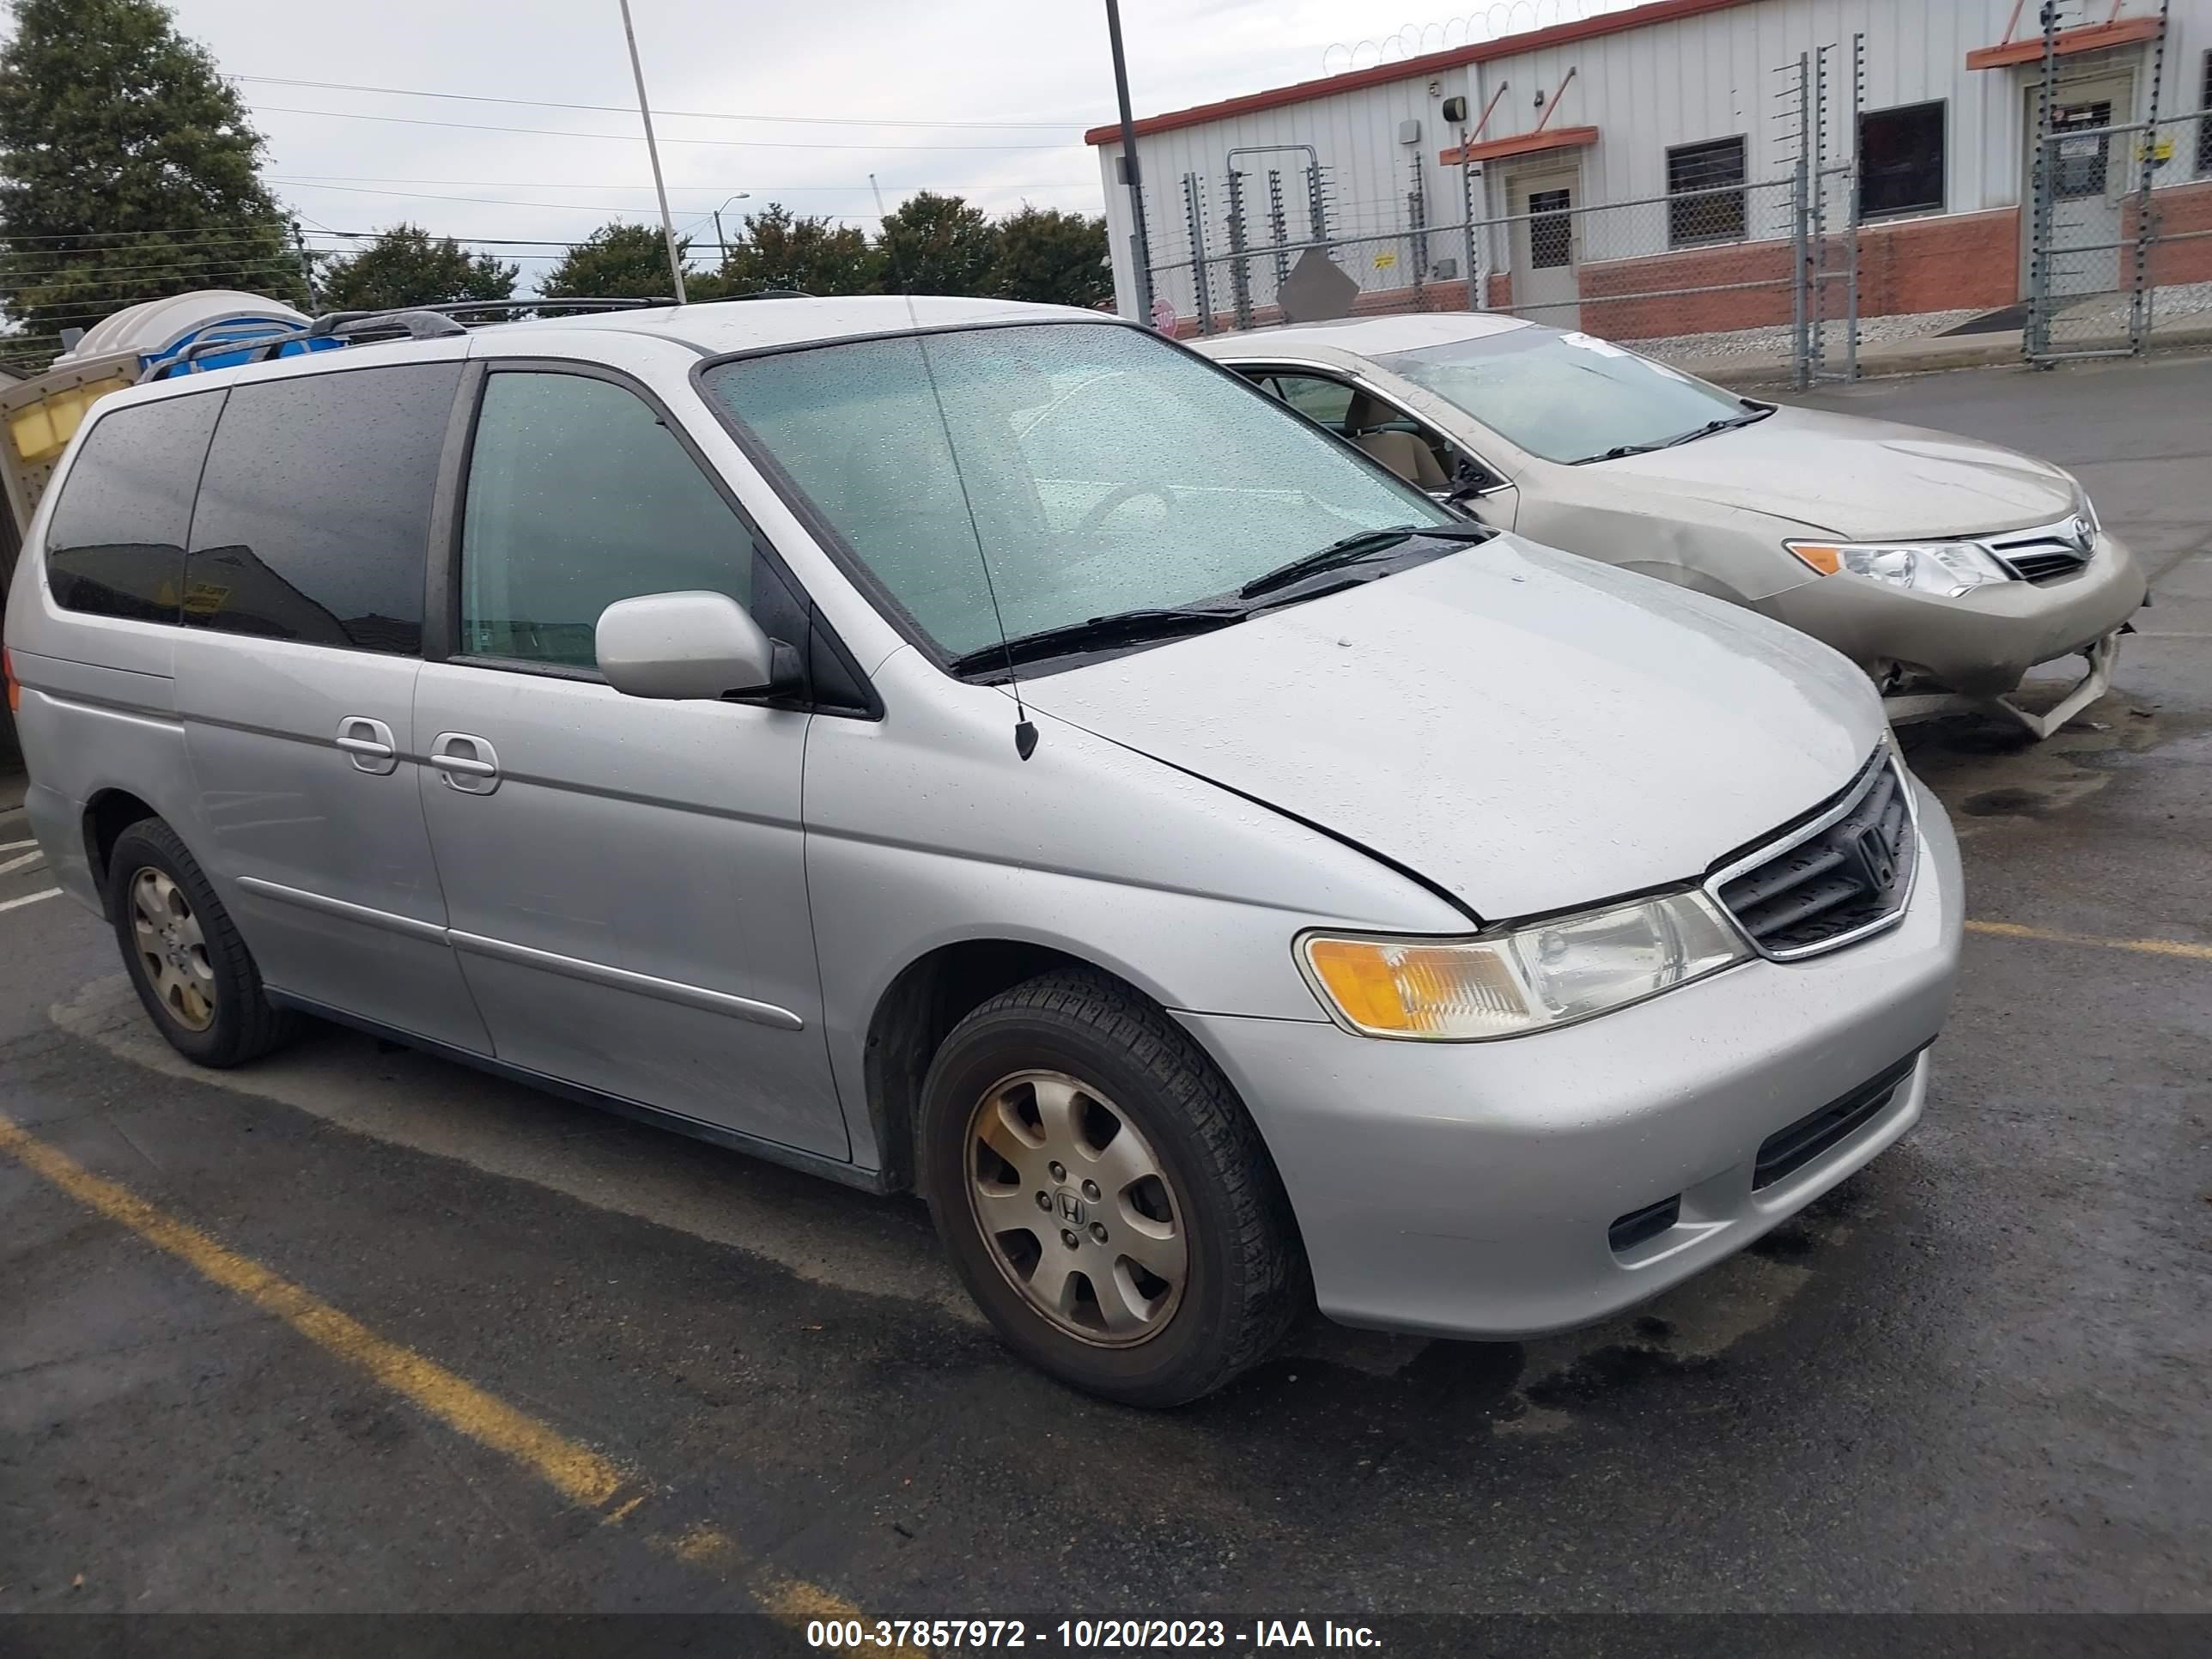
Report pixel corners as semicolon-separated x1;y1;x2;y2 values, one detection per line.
1565;207;2021;340
1575;239;1796;339
1144;193;2212;343
1857;207;2019;318
2131;180;2212;287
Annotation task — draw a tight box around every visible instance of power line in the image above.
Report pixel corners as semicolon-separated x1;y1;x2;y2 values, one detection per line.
231;73;1096;131
246;103;1073;150
268;172;1088;195
266;179;900;217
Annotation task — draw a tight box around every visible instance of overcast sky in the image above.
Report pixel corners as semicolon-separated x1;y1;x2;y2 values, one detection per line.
147;0;1637;291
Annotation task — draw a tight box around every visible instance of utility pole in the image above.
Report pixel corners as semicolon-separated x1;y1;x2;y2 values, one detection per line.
1103;0;1156;325
290;219;317;310
617;0;688;304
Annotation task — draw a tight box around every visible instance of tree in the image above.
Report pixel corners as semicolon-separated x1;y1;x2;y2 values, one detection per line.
873;191;1000;297
991;206;1112;309
709;202;878;297
0;0;303;346
539;221;685;301
317;223;516;313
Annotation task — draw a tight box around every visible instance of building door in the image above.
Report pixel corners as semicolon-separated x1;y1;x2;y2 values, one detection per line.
1507;165;1581;329
2024;70;2133;299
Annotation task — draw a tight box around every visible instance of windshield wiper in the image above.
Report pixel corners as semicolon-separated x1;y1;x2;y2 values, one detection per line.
944;606;1246;676
1658;405;1775;448
1571;404;1775;465
1238;521;1492;600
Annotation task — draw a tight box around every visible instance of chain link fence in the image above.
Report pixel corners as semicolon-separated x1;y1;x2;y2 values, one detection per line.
1146;174;1819;373
1141;44;1857;386
2028;107;2212;361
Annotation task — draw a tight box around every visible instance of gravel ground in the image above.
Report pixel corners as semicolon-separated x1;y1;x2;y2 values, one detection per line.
2051;277;2212;336
1633;307;1986;364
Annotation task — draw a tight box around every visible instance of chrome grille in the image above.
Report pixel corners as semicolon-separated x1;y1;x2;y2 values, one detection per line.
1985;512;2096;584
1710;752;1917;960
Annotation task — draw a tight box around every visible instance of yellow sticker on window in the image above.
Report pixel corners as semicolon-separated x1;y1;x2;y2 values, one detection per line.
182;581;230;617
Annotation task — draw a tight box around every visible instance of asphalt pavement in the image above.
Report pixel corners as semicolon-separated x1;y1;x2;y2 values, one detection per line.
1;355;2208;1633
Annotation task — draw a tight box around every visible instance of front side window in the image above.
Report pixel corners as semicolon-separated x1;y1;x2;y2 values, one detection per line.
1265;372;1356;428
701;323;1442;665
1666;136;1747;246
185;363;461;653
459;371;774;671
1858;100;1945;220
43;391;222;624
1376;326;1744;465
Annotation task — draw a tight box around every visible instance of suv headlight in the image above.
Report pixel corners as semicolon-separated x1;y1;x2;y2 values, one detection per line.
1300;890;1749;1042
1784;538;2013;597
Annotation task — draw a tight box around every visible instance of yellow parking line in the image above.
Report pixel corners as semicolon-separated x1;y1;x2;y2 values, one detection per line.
0;1109;907;1637
0;1111;633;1509
1966;920;2212;961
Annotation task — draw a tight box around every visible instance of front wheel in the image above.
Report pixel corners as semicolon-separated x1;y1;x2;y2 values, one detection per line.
918;970;1308;1407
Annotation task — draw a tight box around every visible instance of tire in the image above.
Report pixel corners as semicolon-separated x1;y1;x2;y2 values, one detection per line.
106;818;294;1068
918;969;1309;1407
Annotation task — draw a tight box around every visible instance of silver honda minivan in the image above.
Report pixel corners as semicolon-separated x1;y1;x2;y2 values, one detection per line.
3;295;1964;1405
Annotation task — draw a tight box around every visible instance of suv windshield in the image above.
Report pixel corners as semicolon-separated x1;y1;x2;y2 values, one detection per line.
1376;326;1750;464
701;322;1450;668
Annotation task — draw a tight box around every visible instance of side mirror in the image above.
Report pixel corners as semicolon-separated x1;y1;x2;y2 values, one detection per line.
596;590;797;702
1445;454;1501;501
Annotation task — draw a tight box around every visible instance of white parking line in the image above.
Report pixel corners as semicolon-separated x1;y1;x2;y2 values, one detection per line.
0;889;62;914
0;848;46;877
1;839;37;852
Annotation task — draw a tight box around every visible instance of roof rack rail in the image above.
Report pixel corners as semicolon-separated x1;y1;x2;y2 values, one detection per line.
153;295;695;380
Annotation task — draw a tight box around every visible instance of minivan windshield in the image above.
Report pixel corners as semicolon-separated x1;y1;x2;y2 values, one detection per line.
1376;326;1753;465
702;322;1452;668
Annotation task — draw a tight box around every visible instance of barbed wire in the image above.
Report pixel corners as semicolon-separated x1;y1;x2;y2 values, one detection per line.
1321;0;1639;76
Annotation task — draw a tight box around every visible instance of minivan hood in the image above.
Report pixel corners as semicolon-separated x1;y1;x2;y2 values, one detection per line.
1584;405;2078;540
1015;538;1883;921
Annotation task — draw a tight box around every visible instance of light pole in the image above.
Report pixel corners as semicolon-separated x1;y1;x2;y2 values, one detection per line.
617;0;688;304
713;192;752;265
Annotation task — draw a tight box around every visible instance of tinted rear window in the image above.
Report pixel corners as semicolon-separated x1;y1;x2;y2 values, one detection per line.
184;363;461;653
43;391;223;623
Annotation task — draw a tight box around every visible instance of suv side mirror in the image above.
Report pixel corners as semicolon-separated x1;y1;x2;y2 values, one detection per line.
596;590;798;702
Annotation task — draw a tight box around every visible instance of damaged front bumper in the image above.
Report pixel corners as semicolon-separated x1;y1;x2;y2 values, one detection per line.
1759;530;2149;740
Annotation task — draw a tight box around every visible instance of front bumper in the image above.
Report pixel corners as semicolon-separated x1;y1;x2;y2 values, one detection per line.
1177;775;1965;1340
1759;531;2148;698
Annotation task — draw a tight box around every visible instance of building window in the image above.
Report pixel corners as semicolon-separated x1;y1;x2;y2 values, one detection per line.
1528;188;1573;267
1858;100;1946;220
2197;52;2211;176
1666;137;1747;246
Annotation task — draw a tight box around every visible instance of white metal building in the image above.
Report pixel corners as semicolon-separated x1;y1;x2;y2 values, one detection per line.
1091;0;2212;335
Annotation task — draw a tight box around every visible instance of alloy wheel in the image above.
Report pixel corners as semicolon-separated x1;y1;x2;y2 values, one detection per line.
130;866;217;1032
963;1069;1188;1347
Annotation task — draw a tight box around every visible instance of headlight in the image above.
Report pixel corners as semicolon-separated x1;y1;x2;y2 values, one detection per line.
1784;538;2014;597
1300;890;1749;1042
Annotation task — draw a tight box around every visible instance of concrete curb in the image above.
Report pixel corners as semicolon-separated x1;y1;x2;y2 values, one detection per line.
1698;315;2212;390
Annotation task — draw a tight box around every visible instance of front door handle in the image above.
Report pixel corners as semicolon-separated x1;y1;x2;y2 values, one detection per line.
430;732;501;795
335;716;398;776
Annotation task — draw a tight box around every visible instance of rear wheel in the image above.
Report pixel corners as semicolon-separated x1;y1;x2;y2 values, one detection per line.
107;818;293;1068
918;970;1307;1407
